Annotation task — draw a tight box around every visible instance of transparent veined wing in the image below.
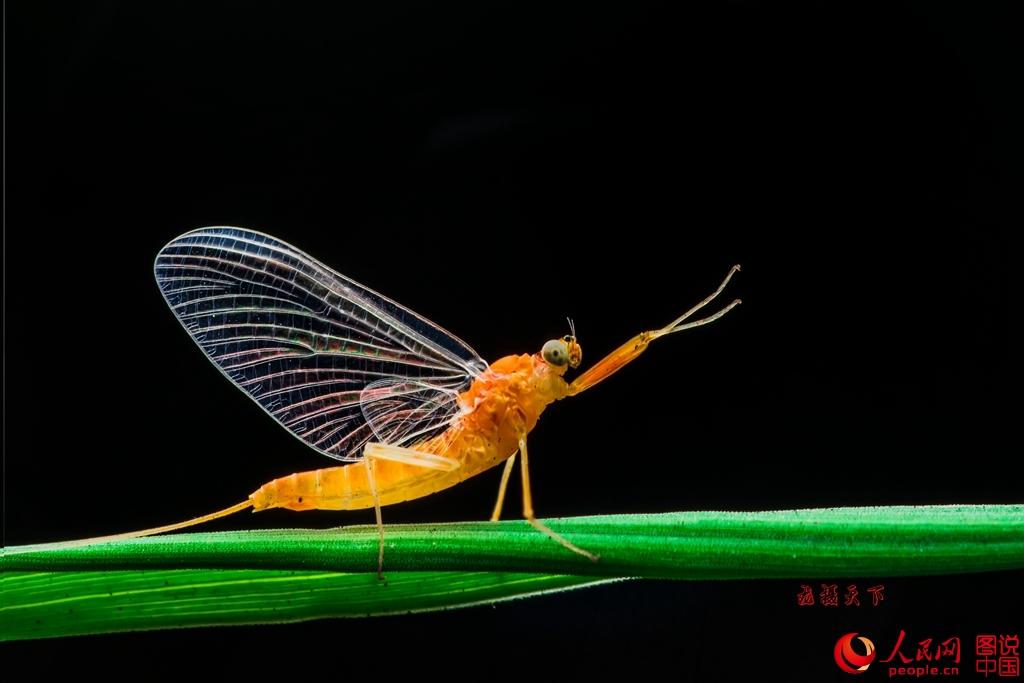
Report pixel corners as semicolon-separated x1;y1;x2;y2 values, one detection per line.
359;378;463;448
154;227;488;461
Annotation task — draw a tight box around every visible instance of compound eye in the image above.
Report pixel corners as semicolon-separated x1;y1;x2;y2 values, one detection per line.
542;339;569;366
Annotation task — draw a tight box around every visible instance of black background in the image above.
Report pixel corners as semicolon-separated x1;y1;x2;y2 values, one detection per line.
5;2;1019;679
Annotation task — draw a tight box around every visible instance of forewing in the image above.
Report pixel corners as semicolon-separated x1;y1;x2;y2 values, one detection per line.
154;227;486;461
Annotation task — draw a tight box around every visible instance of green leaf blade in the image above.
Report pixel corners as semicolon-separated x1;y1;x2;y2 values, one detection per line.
3;506;1022;641
1;569;613;641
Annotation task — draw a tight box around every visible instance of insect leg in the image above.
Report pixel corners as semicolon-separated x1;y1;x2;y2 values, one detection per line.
362;442;464;577
490;452;518;522
517;436;599;561
568;265;741;396
655;264;742;335
363;442;460;471
362;456;386;580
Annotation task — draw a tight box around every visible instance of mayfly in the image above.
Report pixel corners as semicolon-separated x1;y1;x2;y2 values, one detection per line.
82;227;740;572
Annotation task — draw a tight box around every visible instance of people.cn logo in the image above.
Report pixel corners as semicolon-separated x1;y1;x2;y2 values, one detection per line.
835;632;877;674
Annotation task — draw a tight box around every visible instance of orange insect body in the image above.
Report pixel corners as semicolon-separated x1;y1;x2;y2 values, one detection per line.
252;352;568;512
66;227;740;570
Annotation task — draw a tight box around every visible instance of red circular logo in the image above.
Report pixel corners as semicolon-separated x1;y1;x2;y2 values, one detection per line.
835;632;876;674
